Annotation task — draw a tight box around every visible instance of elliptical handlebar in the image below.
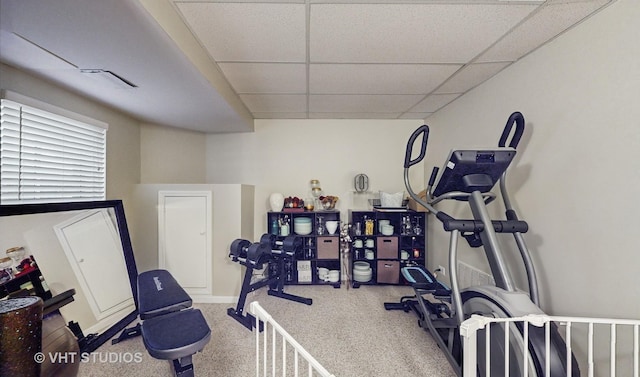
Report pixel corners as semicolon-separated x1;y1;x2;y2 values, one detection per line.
498;111;525;149
404;124;429;168
403;112;526;223
403;124;439;215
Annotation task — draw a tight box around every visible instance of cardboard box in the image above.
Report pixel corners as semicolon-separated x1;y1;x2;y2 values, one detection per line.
408;190;429;212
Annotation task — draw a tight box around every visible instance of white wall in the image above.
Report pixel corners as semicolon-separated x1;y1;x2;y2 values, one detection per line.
206;119;426;238
424;0;639;322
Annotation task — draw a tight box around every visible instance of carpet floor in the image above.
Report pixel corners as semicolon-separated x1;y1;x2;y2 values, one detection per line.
77;284;456;377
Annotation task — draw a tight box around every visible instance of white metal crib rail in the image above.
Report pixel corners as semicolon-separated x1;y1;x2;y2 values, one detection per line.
250;301;335;377
460;314;640;377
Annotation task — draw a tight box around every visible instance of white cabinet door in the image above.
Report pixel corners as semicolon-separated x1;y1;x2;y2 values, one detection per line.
158;191;212;296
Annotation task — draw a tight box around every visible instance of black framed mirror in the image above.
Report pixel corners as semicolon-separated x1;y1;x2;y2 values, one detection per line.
0;200;139;353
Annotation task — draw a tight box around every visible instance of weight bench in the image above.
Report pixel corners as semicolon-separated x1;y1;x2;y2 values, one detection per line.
113;269;211;377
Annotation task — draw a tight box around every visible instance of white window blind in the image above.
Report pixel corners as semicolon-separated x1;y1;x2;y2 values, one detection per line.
0;98;106;204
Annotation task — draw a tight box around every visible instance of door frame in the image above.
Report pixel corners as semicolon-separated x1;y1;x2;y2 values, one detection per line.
158;191;213;296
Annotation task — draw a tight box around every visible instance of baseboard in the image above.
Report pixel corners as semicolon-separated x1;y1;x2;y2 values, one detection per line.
192;295;238;304
83;315;128;336
457;261;495;289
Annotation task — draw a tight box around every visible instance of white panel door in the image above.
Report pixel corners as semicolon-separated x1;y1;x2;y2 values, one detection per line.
158;191;212;295
55;209;133;320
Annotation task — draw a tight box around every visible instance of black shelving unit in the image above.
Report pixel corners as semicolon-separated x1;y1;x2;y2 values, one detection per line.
267;211;341;287
349;209;427;288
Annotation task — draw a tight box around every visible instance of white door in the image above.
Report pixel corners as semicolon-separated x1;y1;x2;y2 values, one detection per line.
55;209;133;320
158;191;212;296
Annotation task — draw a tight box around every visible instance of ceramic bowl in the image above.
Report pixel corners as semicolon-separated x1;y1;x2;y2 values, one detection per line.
381;224;394;236
378;219;390;231
294;225;312;235
353;268;372;283
293;218;313;235
325;221;339;235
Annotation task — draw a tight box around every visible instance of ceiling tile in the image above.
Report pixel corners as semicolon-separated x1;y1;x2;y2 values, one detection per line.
239;94;307;113
477;0;611;63
309;3;538;63
309;94;423;113
308;112;401;119
176;2;306;62
218;63;306;94
435;62;511;94
411;94;461;113
253;112;308;119
309;64;461;94
400;113;432;120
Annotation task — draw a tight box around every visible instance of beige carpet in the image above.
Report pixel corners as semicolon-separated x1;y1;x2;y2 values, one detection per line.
78;284;456;377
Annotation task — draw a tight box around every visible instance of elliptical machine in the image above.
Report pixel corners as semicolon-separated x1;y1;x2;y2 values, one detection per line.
385;112;579;376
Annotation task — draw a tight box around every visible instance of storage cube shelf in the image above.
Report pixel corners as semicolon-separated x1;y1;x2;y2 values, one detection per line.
349;210;427;288
267;211;341;288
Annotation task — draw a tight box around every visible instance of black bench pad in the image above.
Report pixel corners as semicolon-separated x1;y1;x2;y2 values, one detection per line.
138;269;192;320
141;308;211;361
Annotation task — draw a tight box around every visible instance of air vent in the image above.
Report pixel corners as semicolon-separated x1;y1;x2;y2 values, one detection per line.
80;69;137;89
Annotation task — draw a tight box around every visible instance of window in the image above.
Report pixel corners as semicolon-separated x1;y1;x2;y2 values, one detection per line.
0;93;107;204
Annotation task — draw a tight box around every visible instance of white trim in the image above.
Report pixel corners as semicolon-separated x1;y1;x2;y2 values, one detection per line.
158;190;213;296
192;295;238;304
81;303;137;336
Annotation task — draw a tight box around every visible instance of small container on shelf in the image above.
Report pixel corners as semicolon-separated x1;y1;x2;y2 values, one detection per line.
353;261;373;284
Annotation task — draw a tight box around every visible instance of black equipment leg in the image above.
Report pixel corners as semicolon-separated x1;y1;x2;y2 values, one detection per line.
173;355;195;377
111;323;141;344
228;237;312;331
227;263;268;330
268;290;313;305
269;251;312;305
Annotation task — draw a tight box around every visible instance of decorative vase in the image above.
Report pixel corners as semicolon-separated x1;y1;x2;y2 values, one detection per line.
269;193;284;212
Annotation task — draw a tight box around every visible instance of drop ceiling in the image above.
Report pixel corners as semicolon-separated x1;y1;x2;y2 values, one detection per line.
0;0;614;133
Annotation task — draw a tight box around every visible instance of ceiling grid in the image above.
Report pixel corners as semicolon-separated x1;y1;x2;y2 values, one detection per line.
172;0;612;120
0;0;616;131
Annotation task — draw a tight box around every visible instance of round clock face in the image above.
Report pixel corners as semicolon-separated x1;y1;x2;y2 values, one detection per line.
354;174;369;192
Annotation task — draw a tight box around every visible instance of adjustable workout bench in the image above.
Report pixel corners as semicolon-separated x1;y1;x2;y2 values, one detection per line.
228;234;312;330
113;269;211;377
